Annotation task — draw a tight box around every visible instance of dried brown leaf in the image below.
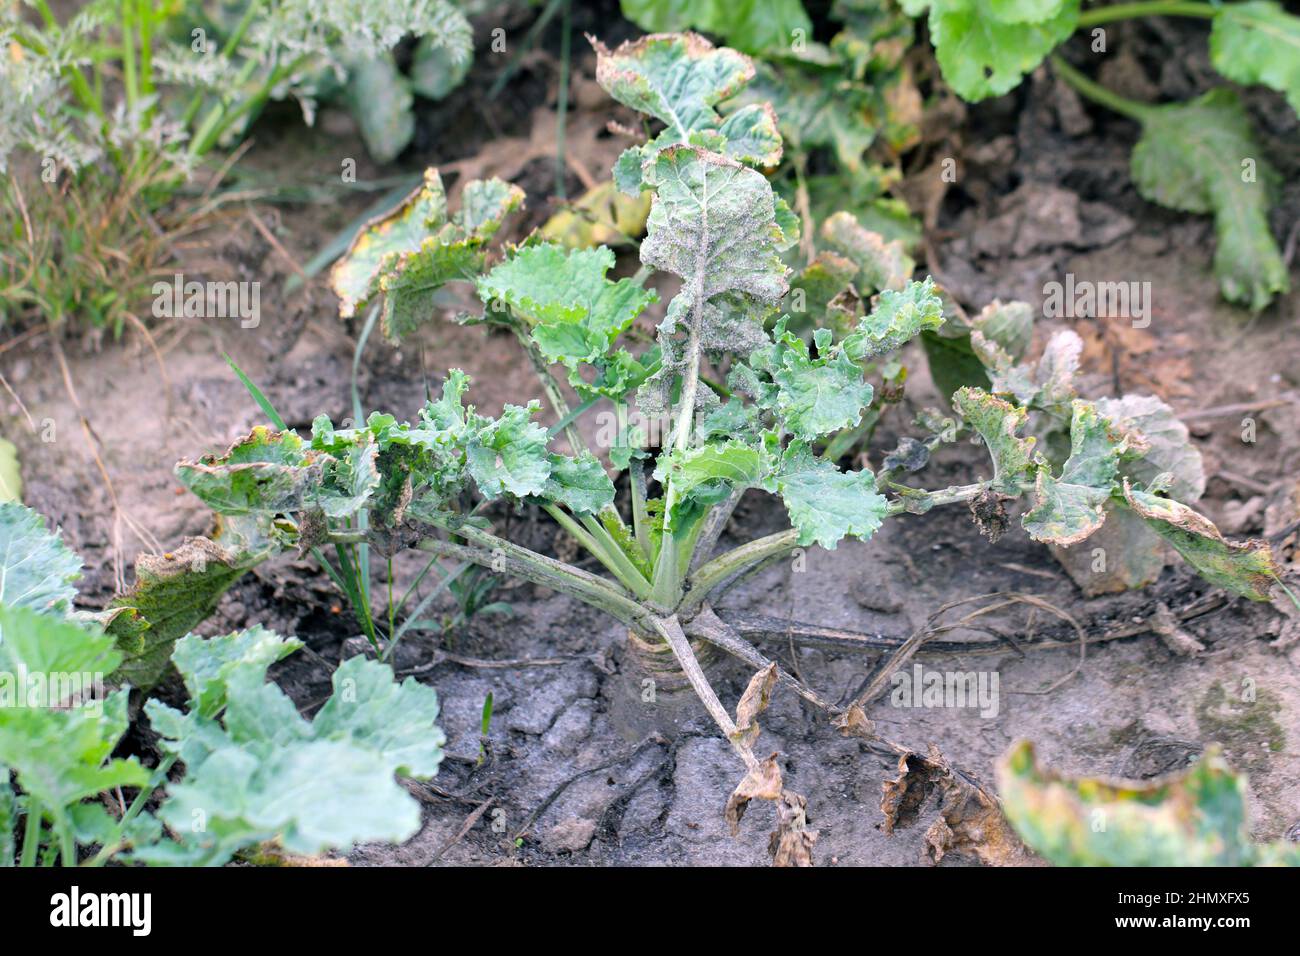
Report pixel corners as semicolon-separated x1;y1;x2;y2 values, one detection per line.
880;743;1031;866
725;753;783;837
731;662;777;749
768;791;817;867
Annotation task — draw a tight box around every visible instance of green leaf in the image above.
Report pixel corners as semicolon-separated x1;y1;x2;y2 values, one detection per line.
542;453;616;516
344;53;415;164
410;33;472;100
841;277;945;361
653;441;766;530
767;441;887;549
619;0;813;54
821;212;914;293
457;179;527;240
998;740;1283;866
1210;1;1300;116
310;656;446;779
771;332;874;441
638;146;790;410
145;738;422;865
0;605;149;822
952;387;1036;495
0;765;15;864
316;441;381;520
477;243;657;398
594;33;781;192
1130;89;1288;312
913;0;1079;102
142;638;444;866
465;402;551;500
0;501;81;615
1022;401;1128;546
171;627;303;720
1120;481;1277;601
919;329;992;404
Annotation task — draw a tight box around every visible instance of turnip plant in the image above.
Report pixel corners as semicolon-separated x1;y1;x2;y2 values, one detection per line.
166;33;1282;844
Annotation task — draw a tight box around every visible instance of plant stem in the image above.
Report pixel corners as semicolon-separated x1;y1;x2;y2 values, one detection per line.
58;821;76;866
1050;56;1152;122
1077;1;1218;28
513;327;587;455
649;615;757;769
416;526;656;627
19;802;42;868
681;528;800;618
544;504;653;599
629;458;653;559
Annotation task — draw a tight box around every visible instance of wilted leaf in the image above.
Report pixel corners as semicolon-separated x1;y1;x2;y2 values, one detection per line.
768;790;817;867
330;168;524;339
1095;394;1205;502
970;299;1033;361
1022;401;1129;546
952;387;1036;495
1051;502;1168;596
1121;481;1277;601
732;663;777;749
881;743;1029;866
330;168;449;318
175;426;321;520
725;753;783;836
821;211;914;293
0;501;81;615
997;740;1289;866
105;537;269;691
538;181;653;249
